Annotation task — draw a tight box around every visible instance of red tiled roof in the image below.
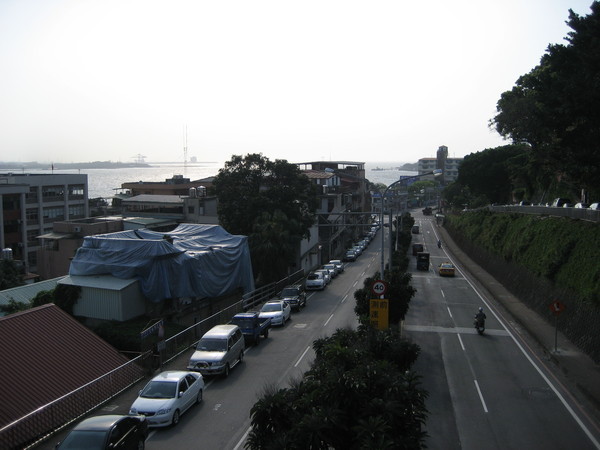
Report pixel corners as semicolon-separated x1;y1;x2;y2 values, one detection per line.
0;304;130;428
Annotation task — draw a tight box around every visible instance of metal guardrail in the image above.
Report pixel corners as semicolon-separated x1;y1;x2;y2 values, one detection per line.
487;205;600;222
2;354;150;450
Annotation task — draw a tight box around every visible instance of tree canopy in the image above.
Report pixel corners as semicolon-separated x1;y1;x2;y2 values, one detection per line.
213;153;318;283
491;2;600;199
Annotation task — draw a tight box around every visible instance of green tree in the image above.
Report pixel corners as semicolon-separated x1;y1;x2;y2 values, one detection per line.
0;259;23;290
213;154;318;284
454;145;532;205
491;3;600;200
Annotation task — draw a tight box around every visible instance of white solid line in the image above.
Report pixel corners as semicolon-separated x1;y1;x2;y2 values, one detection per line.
295;346;311;367
441;289;445;298
446;306;453;319
323;313;334;327
233;427;251;450
457;333;465;351
474;379;489;413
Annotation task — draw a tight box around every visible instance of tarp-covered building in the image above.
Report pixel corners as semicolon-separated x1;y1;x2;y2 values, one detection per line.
69;224;255;302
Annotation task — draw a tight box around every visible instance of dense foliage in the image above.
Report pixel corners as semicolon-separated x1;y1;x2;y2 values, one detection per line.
245;327;427;450
213;154;318;284
446;211;600;305
0;259;23;290
491;3;600;201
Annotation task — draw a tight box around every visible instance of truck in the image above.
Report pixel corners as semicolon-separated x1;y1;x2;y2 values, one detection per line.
229;312;271;345
416;252;430;271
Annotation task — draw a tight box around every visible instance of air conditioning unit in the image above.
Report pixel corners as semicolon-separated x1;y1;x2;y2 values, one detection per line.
74;226;82;232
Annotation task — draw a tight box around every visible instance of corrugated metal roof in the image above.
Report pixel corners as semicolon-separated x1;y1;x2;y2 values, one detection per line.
123;194;184;204
60;274;138;290
0;277;64;306
0;304;131;428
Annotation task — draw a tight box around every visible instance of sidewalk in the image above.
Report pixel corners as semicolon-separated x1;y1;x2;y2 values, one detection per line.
437;224;600;426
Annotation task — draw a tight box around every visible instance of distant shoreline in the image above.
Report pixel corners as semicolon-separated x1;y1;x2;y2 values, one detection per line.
0;161;220;170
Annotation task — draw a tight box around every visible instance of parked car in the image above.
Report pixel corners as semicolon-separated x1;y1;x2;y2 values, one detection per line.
518;200;531;206
411;225;420;234
438;262;456;277
129;371;204;427
329;259;344;273
229;312;271;345
322;264;337;278
551;197;570;207
187;325;245;377
574;202;589;208
279;284;307;311
56;414;148;449
306;271;326;289
589;202;600;210
315;269;331;285
343;250;357;262
259;300;291;326
352;245;363;256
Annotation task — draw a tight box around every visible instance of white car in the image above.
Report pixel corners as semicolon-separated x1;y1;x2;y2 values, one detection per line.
259;300;291;326
306;271;326;290
329;259;344;273
315;269;331;284
322;264;337;278
129;371;204;427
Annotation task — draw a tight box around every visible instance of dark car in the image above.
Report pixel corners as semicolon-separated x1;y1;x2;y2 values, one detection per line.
280;284;307;311
56;414;148;449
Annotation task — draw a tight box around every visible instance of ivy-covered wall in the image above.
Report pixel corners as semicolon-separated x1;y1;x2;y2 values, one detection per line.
445;210;600;362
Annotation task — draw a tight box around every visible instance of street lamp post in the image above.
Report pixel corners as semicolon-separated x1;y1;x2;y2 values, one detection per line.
379;169;442;278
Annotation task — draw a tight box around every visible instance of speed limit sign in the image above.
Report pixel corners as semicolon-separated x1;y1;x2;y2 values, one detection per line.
371;280;388;296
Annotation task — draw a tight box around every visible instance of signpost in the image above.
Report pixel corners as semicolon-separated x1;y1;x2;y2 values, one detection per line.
370;280;389;330
549;301;565;352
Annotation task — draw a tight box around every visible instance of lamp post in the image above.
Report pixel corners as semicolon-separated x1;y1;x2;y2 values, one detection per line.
379;169;442;278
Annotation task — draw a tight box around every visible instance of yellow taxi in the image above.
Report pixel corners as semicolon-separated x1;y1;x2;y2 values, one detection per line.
438;262;455;277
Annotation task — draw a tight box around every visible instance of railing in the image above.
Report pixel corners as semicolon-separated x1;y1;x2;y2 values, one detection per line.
2;353;150;450
487;205;600;222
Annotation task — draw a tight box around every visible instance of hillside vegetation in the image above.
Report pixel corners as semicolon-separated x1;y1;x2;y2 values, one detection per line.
447;211;600;306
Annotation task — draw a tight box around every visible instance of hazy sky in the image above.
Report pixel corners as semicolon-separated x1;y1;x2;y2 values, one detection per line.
0;0;594;165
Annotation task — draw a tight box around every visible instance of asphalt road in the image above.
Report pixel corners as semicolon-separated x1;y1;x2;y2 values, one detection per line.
405;212;600;450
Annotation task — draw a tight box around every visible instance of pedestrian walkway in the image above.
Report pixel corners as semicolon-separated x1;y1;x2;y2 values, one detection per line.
437;224;600;427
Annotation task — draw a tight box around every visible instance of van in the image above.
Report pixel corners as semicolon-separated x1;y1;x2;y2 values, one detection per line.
187;324;245;377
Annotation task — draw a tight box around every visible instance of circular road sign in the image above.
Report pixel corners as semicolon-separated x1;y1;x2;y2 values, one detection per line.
371;280;388;296
549;301;565;315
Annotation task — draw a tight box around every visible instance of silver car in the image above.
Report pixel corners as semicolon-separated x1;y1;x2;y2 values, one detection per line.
129;371;204;427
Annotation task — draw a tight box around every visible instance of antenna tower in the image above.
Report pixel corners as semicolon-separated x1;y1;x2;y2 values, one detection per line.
183;125;188;173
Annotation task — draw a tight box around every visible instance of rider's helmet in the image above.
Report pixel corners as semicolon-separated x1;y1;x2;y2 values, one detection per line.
478;307;483;312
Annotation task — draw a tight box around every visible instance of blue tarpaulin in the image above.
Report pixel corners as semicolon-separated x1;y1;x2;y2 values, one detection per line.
69;224;255;302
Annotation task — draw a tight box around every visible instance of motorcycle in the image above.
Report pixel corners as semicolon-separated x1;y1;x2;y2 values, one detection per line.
474;315;485;335
437;240;442;249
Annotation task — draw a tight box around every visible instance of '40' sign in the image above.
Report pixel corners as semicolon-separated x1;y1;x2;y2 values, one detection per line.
371;280;388;297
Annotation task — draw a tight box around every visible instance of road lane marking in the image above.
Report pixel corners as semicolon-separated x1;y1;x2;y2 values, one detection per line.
474;380;489;413
446;306;453;319
342;294;348;303
404;324;509;336
457;333;466;351
295;346;311;367
323;313;334;327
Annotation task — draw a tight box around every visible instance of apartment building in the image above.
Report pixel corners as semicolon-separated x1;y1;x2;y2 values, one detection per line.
418;145;462;184
0;173;88;275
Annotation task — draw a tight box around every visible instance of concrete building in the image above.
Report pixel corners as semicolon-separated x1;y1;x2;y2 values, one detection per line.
0;173;88;275
418;145;462;185
297;161;372;269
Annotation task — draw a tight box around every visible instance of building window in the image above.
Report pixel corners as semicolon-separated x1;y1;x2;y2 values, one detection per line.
26;187;38;203
42;186;64;202
68;204;84;218
43;206;64;221
188;206;194;214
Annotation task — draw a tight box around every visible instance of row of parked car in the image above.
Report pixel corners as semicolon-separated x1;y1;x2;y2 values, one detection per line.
342;223;380;263
55;229;382;447
519;198;600;209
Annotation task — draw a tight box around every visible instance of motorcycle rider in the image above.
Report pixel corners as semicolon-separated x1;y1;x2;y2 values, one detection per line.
437;239;442;249
475;307;486;325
